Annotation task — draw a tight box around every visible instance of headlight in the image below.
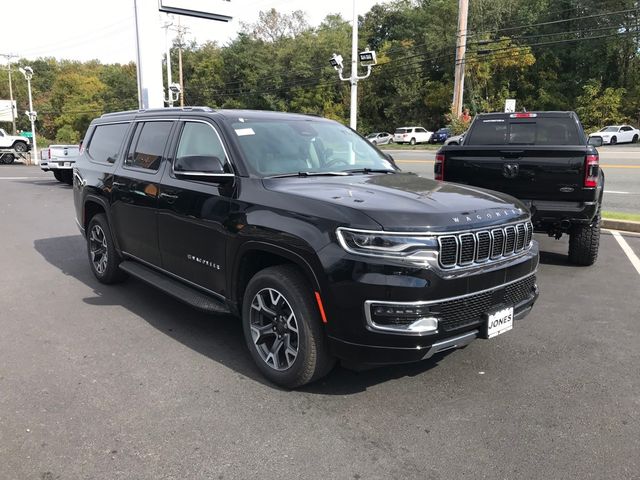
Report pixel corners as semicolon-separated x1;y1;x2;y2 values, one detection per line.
336;228;438;264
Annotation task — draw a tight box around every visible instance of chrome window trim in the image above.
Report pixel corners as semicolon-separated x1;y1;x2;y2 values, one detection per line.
171;119;237;178
364;272;536;336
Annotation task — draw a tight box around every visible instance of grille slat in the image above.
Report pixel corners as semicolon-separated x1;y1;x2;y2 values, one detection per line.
438;221;533;269
432;275;537;332
476;231;491;262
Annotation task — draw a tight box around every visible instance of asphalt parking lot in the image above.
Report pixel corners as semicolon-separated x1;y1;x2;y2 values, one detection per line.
1;165;639;480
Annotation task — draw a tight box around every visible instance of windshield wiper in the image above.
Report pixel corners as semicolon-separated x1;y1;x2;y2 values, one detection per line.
344;168;396;174
267;171;352;179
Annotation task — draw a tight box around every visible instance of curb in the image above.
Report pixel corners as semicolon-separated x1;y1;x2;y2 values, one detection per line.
602;218;640;233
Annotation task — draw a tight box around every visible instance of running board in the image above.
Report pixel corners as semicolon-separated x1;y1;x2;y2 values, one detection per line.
119;260;231;315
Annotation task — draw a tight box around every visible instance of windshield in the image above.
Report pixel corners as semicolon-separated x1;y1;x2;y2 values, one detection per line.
366;133;378;138
600;126;619;132
436;128;449;134
232;119;396;177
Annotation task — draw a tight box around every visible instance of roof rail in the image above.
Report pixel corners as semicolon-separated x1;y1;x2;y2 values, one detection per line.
101;106;215;118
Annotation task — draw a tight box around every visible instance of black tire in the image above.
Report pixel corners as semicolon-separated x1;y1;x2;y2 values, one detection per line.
633;134;638;144
1;153;15;164
60;170;73;185
372;140;377;145
568;214;601;266
53;170;64;182
242;265;335;388
12;141;28;153
86;214;127;284
610;136;617;145
409;137;416;145
388;138;393;144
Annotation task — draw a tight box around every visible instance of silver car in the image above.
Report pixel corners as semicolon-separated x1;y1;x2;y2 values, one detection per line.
366;132;393;145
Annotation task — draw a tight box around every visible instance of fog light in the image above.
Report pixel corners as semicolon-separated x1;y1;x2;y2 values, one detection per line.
407;317;438;333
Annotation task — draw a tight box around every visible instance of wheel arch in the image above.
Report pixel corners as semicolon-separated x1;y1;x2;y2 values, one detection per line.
82;194;123;253
231;241;323;316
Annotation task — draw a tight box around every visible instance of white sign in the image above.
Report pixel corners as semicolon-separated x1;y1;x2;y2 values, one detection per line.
0;100;16;123
504;99;516;113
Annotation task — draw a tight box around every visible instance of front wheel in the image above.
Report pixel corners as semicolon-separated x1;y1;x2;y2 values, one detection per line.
610;136;617;145
633;134;638;144
242;265;335;388
12;142;28;153
409;138;416;145
86;214;127;284
568;214;601;266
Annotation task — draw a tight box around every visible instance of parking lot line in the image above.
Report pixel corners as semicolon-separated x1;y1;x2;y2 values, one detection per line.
0;176;44;180
611;230;640;276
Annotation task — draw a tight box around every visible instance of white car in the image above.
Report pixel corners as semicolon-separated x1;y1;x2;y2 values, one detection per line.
366;132;393;145
393;126;433;145
0;128;30;152
588;125;640;145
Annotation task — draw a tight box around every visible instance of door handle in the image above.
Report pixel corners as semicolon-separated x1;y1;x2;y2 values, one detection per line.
159;192;179;200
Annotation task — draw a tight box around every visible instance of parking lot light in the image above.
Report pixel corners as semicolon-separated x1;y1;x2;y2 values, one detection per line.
18;66;37;165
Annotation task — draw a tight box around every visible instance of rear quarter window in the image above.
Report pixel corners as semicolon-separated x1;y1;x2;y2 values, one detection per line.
87;123;129;164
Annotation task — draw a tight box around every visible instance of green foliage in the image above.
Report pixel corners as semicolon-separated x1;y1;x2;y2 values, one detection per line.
1;0;639;140
576;80;627;131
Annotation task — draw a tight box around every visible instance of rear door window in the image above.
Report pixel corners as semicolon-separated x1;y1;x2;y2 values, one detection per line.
87;123;129;163
125;121;172;171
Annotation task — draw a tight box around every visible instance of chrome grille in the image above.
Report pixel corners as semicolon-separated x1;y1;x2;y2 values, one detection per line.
476;231;491;261
438;236;458;268
516;223;526;251
438;221;534;269
504;226;516;254
459;234;475;265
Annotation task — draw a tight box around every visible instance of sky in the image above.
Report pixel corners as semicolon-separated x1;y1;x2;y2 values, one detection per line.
2;0;390;65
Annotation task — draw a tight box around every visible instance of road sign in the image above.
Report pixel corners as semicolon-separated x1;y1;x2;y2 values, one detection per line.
158;0;233;22
505;99;516;113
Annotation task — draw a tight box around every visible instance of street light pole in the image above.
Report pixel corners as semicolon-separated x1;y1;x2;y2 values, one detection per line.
330;0;377;131
162;18;174;107
19;66;37;165
349;0;359;130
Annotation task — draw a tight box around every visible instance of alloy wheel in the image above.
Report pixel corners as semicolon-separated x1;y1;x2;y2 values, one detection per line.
249;288;299;371
89;224;108;275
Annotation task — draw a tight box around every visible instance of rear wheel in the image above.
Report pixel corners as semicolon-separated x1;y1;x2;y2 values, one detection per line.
53;170;64;182
409;137;416;145
1;153;15;164
610;136;617;145
633;134;638;143
242;265;335;388
60;170;73;185
86;214;127;284
568;214;601;266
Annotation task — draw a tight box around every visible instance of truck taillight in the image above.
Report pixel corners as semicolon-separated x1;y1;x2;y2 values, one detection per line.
584;154;599;187
434;153;445;180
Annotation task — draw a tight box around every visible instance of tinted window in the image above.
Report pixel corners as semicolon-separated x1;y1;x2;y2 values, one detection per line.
88;123;129;163
176;122;228;169
232;119;395;177
466;117;581;145
125;121;172;170
416;128;427;133
395;128;409;134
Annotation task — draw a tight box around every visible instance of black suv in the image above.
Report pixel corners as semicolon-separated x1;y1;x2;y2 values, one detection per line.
73;107;539;387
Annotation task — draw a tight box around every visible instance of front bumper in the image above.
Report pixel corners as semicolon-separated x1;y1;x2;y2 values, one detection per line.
320;242;539;365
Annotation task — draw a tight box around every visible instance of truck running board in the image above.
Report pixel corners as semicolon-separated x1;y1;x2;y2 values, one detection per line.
119;260;231;315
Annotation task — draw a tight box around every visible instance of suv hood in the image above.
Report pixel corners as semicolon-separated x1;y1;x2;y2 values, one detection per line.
263;173;529;232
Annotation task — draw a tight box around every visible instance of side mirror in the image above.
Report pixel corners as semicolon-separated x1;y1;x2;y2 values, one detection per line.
588;136;603;147
173;155;234;182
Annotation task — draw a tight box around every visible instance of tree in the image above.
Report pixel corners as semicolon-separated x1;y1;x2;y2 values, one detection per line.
576;80;626;131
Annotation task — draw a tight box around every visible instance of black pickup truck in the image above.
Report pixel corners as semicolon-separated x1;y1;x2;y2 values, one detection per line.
435;112;604;265
73;107;539;387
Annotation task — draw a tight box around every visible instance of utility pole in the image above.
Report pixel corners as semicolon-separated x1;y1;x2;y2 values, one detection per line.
174;18;187;108
162;17;175;107
19;66;37;165
452;0;469;118
1;53;18;134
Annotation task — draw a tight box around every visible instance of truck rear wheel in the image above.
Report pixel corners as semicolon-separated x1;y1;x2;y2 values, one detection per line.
242;265;335;388
60;170;73;185
568;214;600;266
53;171;64;182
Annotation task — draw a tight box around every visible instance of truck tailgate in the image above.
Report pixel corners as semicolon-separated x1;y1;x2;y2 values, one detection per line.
443;146;590;202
